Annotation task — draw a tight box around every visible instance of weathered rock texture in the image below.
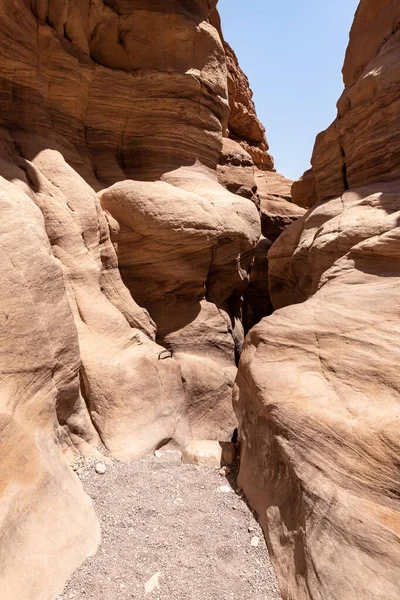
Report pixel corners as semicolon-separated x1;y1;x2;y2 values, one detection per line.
224;40;275;172
235;2;400;599
292;0;400;209
257;171;305;243
0;1;264;598
209;7;274;173
211;41;305;331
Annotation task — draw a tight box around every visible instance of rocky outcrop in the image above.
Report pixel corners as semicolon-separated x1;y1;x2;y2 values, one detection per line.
100;166;259;442
209;8;274;173
292;0;400;209
217;137;259;203
257;171;305;243
224;41;275;172
0;163;101;599
235;2;400;599
0;2;261;597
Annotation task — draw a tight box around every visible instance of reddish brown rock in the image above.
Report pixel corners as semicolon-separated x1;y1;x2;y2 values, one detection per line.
257;170;306;242
210;8;274;173
217;137;259;203
235;2;400;599
224;41;274;172
291;168;316;209
293;1;400;209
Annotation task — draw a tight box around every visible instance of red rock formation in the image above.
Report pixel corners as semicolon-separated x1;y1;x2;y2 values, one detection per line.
257;171;305;243
224;41;275;172
292;0;400;209
235;2;400;599
210;7;274;172
217;137;259;203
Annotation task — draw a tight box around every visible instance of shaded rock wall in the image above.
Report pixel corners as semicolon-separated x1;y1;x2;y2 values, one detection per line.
235;2;400;599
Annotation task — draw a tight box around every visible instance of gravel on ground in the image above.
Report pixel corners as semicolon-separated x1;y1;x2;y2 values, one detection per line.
56;451;281;600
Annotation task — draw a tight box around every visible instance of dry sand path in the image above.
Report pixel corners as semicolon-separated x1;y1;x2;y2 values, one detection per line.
57;452;281;600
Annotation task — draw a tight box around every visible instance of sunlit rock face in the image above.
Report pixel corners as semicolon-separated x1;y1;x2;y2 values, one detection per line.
4;0;230;183
235;2;400;599
0;1;263;598
292;0;400;209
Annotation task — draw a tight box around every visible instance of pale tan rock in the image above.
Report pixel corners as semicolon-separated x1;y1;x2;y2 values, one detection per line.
219;466;231;477
219;485;233;494
182;441;236;467
0;174;101;600
182;441;223;468
12;136;191;462
100;165;260;441
144;572;161;595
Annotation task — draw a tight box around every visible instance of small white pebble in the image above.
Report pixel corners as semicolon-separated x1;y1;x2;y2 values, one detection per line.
154;450;162;458
145;572;161;594
251;536;260;547
219;485;233;493
95;462;106;475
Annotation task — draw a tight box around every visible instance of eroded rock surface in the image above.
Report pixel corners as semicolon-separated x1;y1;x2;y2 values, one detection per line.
257;171;305;243
0;1;262;598
235;2;400;599
100;166;259;441
224;40;275;172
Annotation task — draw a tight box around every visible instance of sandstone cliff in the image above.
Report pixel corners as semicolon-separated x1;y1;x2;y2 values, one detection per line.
235;2;400;599
3;1;392;599
0;2;266;597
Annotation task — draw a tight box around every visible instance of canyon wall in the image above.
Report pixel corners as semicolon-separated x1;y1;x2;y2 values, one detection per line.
0;1;279;597
235;1;400;599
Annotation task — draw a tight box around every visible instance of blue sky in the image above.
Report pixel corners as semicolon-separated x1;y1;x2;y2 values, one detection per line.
218;0;359;180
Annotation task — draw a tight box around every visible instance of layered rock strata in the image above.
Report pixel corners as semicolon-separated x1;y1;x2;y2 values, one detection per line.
0;2;262;598
235;2;400;599
209;7;274;173
224;40;275;172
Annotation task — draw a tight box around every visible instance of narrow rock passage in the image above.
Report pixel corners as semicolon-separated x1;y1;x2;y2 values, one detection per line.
57;453;281;600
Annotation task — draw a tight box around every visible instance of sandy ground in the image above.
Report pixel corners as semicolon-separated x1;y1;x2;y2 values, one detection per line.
57;452;281;600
